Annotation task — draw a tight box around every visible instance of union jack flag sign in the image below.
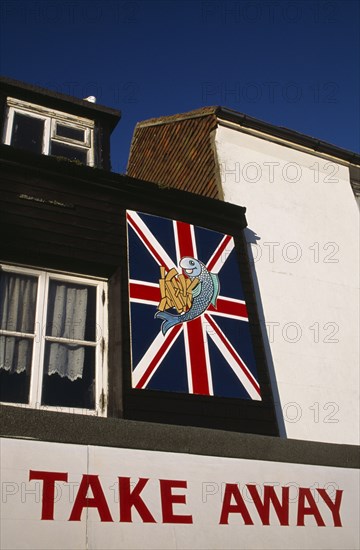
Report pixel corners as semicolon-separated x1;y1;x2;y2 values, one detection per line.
127;210;261;400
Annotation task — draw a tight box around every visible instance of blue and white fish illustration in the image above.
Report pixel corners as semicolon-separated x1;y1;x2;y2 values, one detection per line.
155;257;220;335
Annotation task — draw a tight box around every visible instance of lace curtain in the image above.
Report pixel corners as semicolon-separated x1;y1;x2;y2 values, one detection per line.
0;273;37;374
0;273;89;381
46;282;88;381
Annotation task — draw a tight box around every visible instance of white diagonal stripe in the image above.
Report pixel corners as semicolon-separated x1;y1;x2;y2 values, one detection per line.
132;327;182;388
206;235;235;274
127;210;176;270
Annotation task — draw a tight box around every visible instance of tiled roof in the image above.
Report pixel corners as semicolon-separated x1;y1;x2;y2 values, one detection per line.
127;106;360;201
127;108;221;199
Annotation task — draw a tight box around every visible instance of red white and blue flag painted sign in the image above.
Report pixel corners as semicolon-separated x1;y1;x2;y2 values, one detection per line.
126;210;261;400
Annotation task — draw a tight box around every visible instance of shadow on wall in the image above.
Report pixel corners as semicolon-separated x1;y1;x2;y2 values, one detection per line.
244;227;286;438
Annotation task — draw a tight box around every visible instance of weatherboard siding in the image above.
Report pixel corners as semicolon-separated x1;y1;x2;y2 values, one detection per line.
0;143;279;436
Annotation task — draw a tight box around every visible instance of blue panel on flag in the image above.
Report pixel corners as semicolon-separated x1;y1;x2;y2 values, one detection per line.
146;337;188;393
127;210;262;401
130;303;160;368
208;339;251;399
127;223;160;283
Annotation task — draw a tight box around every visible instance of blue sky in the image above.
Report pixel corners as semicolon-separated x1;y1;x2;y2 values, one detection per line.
0;0;359;173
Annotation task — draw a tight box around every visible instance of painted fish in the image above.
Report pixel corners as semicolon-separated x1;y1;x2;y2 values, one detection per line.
155;257;220;335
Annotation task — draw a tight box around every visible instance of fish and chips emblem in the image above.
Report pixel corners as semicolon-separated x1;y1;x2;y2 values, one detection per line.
155;257;220;335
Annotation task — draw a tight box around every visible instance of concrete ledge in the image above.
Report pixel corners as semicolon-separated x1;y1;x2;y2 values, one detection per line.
1;405;359;469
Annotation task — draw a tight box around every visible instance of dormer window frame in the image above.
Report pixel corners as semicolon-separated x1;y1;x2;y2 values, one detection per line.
3;97;95;167
51;120;91;148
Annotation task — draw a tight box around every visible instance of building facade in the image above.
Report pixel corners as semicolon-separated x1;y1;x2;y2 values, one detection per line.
128;107;360;445
1;81;359;549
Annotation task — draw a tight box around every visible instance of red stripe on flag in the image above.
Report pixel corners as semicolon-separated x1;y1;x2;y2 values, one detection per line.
208;297;248;318
130;282;160;303
206;234;233;272
205;314;261;397
176;221;211;395
186;317;210;395
175;221;195;258
135;325;183;389
127;213;171;271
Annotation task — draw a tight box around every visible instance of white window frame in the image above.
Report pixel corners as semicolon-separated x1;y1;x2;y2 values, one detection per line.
51;120;91;147
2;98;95;167
0;264;108;416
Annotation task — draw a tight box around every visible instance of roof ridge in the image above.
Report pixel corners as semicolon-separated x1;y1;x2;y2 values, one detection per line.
135;106;219;128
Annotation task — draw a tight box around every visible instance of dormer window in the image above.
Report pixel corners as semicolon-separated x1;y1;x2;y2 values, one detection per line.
3;98;94;166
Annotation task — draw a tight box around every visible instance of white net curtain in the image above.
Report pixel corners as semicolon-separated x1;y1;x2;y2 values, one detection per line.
0;272;89;381
47;282;88;381
0;273;37;374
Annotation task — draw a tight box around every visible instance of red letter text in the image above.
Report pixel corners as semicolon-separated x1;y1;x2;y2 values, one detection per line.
219;483;253;525
119;477;156;523
69;475;113;522
297;488;325;526
159;479;193;524
29;470;68;520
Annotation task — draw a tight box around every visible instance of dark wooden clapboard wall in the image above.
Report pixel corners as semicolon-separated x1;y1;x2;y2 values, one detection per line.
0;144;279;436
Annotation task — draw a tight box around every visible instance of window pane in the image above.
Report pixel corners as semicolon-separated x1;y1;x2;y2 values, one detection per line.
11;112;44;154
0;336;32;403
56;124;85;142
46;280;96;342
50;142;87;164
42;343;95;409
0;272;38;333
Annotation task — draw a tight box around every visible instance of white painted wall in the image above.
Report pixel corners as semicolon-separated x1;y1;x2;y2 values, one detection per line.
215;125;360;445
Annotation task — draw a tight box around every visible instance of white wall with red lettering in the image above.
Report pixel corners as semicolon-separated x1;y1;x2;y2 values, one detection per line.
215;124;359;445
1;438;358;550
